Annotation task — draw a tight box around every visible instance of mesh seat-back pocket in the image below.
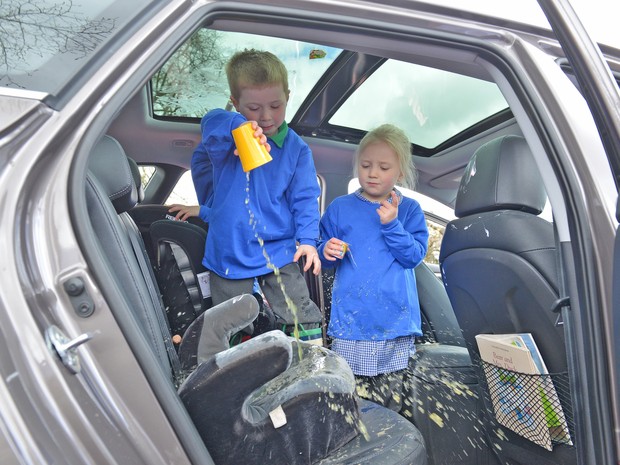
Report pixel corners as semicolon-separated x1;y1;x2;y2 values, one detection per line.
480;360;574;451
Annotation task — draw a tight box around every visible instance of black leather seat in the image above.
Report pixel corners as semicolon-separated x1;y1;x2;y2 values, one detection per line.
439;135;575;465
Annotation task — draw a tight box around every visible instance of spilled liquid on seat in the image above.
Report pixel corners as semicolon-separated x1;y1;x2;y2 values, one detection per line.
244;172;372;441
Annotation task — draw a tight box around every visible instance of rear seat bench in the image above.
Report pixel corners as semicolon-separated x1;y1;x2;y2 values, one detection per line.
85;135;427;465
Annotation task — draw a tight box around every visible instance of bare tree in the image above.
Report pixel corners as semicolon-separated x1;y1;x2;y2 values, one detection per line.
151;28;228;117
0;0;115;75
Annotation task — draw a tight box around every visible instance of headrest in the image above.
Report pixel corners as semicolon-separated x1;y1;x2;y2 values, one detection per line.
127;157;144;203
88;135;138;214
454;135;546;218
194;293;260;364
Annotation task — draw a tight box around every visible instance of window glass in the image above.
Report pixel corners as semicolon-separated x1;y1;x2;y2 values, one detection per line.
330;59;508;148
1;0;159;95
166;171;198;205
151;30;509;151
138;165;156;190
151;30;341;119
425;219;445;266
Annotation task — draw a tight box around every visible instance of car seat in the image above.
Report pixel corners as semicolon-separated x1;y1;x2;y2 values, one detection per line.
148;217;277;343
439;135;576;465
177;293;360;465
86;134;428;465
128;203;209;265
148;214;323;344
149;218;211;336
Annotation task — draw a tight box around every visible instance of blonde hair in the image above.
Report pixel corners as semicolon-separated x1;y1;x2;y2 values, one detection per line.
225;49;289;100
354;124;417;189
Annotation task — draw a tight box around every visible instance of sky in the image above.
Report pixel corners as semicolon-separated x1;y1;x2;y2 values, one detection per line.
418;0;620;49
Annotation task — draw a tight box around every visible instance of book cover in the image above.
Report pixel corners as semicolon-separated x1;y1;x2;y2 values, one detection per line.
475;333;572;450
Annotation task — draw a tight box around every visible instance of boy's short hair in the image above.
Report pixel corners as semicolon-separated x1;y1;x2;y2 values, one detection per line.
226;49;289;100
355;124;417;189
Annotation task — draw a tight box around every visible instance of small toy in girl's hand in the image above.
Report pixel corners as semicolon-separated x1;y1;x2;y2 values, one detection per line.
344;244;358;268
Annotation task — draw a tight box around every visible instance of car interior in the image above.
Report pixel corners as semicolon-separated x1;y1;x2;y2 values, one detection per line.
75;15;620;465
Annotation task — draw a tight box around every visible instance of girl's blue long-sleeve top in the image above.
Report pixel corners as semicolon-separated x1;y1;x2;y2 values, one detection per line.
192;109;320;279
318;190;429;340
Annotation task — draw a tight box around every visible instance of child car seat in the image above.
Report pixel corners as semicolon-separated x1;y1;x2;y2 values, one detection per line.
149;218;277;343
150;219;211;336
177;293;361;465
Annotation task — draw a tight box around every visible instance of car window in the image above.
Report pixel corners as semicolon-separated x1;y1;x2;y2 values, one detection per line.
167;171;198;205
151;30;342;119
150;30;510;154
137;165;200;205
138;165;156;189
0;0;161;97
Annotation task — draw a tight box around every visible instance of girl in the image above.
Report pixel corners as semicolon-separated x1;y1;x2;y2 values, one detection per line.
318;124;428;411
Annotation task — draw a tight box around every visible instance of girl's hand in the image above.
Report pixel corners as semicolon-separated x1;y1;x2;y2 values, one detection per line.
377;191;399;224
322;238;348;262
294;244;321;275
168;204;200;222
233;121;271;156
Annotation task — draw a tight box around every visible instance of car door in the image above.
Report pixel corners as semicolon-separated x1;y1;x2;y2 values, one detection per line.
537;1;620;464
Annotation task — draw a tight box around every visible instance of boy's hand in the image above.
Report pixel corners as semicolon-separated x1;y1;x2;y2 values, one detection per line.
377;191;399;224
168;204;200;222
294;244;321;275
322;238;348;262
233;121;271;156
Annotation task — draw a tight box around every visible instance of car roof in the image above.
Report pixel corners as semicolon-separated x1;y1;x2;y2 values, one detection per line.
2;0;619;213
108;17;619;209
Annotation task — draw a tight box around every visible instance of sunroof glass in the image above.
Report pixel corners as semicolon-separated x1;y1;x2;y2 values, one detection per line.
329;59;508;148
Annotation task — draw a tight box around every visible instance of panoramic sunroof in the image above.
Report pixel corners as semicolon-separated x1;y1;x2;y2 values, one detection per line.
151;29;508;150
328;59;509;149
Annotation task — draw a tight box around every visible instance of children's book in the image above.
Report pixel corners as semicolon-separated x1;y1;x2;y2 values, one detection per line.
475;333;572;451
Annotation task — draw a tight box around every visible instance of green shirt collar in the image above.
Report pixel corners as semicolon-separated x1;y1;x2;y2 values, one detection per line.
268;121;288;148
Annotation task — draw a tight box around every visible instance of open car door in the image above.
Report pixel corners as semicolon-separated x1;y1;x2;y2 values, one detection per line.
537;0;620;464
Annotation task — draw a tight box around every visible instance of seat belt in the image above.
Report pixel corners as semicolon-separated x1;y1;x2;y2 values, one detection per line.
121;214;184;387
551;215;570;326
164;242;204;316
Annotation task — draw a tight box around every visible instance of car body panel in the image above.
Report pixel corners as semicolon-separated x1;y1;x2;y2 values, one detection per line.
537;1;620;462
0;0;619;463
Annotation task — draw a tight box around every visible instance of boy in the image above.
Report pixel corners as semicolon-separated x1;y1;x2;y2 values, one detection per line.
170;49;322;337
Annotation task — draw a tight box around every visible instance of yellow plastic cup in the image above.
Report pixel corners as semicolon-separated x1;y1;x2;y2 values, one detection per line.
232;122;273;172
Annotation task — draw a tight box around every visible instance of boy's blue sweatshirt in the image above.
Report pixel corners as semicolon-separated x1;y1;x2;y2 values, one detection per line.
318;191;429;340
192;109;320;279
